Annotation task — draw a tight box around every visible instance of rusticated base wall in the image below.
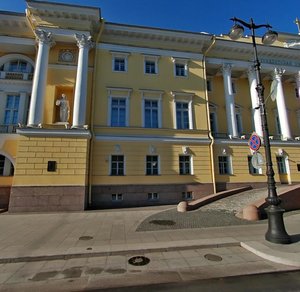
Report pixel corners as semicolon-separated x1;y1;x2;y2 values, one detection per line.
8;186;87;212
91;183;214;209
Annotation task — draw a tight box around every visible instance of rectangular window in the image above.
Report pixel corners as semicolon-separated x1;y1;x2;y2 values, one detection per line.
145;60;156;74
111;155;124;176
175;63;187;77
176;102;189;129
182;191;193;200
210;112;217;135
218;156;230;174
144;100;158;128
276;156;287;174
112;194;123;201
248;156;259;174
179;155;190;175
146;155;159;175
4;95;19;125
113;57;126;72
207;80;212;92
148;192;159;201
111;98;126;127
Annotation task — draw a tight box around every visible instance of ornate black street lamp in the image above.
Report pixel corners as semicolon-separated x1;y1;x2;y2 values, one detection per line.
229;17;291;244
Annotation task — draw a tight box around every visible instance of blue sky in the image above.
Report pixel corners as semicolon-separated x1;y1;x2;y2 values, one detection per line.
1;0;299;36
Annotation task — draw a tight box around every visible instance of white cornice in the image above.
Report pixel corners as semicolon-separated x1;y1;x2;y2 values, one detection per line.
17;128;92;139
95;134;210;144
99;43;203;60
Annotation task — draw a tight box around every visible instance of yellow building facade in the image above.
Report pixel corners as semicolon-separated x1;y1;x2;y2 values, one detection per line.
0;1;299;212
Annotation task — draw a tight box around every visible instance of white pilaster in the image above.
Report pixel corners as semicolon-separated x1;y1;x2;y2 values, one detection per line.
222;64;238;137
27;29;54;127
72;34;94;128
247;66;263;137
273;68;292;140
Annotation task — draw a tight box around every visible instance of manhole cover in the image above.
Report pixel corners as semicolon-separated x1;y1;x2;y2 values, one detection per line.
128;256;150;266
79;236;93;241
204;254;223;262
149;220;176;226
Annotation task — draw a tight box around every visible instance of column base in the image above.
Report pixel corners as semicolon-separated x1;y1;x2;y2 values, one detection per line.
265;205;291;244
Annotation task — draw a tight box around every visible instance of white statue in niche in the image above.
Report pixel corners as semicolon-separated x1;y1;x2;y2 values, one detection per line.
56;94;70;123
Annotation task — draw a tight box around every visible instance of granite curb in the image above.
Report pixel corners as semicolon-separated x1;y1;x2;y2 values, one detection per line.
0;237;239;264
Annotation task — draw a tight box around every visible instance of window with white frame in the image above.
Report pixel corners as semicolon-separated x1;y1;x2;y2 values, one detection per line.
148;192;159;201
144;100;159;128
172;92;193;130
176;102;190;129
276;156;287;174
141;90;162;128
179;155;191;175
146;155;159;175
4;95;19;125
107;88;131;127
110;98;127;127
111;155;124;176
172;58;188;77
112;193;123;201
0;59;33;73
209;104;218;135
218;156;231;175
248;155;261;175
144;55;158;74
111;52;129;72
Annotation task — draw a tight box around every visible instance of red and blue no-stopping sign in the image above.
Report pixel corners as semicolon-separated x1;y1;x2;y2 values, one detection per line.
248;133;261;151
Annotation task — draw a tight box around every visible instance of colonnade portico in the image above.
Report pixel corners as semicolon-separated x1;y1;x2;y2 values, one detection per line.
222;63;238;138
219;62;300;140
27;30;93;128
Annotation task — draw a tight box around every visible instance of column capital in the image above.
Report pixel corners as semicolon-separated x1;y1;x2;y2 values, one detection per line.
75;34;94;50
247;66;256;79
222;63;232;75
273;68;285;80
35;29;55;46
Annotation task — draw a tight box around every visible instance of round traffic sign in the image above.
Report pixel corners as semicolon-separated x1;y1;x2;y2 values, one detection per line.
248;133;261;151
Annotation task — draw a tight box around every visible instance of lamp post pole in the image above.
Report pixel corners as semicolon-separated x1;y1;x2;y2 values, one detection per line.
230;17;291;244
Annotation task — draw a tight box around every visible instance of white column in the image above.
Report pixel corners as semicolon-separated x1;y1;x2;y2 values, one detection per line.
72;34;94;128
27;29;54;127
222;64;238;137
247;66;263;137
273;68;292;140
296;71;300;98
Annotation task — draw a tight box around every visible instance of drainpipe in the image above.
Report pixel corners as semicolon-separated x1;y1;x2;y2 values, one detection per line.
202;36;217;194
88;18;105;208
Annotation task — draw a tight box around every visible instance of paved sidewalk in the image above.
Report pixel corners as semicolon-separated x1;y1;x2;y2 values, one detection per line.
0;205;299;290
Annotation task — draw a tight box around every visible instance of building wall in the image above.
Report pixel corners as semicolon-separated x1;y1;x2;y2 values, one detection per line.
9;136;90;212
